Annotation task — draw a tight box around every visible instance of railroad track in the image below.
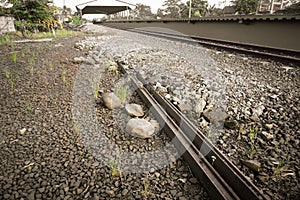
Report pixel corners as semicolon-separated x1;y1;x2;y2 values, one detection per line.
117;62;268;200
101;25;300;64
129;29;300;63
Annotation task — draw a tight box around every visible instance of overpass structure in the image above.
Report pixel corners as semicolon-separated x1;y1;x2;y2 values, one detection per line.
76;0;134;15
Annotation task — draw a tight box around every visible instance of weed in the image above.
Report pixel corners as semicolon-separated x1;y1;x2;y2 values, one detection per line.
115;85;128;103
274;159;286;175
48;62;54;71
109;160;122;177
61;70;68;86
249;126;259;159
11;52;17;63
10;78;15;91
141;175;149;197
211;155;217;165
207;130;211;138
30;29;75;39
0;34;11;45
72;15;83;25
238;124;244;140
21;50;25;58
249;126;258;141
5;68;12;79
22;101;33;111
4;69;15;92
94;81;101;100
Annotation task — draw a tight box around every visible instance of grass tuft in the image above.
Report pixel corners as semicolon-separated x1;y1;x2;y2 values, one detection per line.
11;52;17;63
115;85;128;103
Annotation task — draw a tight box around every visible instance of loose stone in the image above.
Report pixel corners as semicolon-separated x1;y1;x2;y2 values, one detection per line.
126;118;155;138
102;93;122;109
125;104;144;117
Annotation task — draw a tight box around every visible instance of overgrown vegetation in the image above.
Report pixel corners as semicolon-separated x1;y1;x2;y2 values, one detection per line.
232;0;258;14
1;0;81;38
30;29;76;39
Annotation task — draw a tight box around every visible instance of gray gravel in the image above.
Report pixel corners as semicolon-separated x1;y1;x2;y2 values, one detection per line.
1;23;298;200
80;24;299;199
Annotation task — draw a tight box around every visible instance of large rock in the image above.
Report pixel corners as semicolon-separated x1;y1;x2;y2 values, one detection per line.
203;109;229;122
126;118;155;138
125;104;144;117
103;93;122;109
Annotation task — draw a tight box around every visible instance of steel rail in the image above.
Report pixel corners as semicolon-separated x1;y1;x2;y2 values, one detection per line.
109;25;300;63
118;63;268;200
131;76;236;200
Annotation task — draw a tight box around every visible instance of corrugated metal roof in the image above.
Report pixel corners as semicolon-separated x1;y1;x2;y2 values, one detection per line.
82;5;131;15
76;0;133;15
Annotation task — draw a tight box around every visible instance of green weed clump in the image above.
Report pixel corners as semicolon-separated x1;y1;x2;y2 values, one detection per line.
0;34;11;45
11;52;17;63
4;68;15;92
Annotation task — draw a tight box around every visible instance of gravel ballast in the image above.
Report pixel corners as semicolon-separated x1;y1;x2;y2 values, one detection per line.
1;24;299;200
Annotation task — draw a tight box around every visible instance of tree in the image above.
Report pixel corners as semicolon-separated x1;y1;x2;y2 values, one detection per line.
179;0;212;18
163;0;181;18
157;8;165;18
232;0;258;14
8;0;53;22
132;3;153;19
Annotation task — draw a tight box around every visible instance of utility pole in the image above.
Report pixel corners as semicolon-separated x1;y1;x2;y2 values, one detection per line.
189;0;192;19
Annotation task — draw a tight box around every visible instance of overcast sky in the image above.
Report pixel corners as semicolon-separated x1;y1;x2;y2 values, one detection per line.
53;0;227;13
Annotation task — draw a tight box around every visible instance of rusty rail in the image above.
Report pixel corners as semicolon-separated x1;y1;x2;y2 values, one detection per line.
118;62;268;200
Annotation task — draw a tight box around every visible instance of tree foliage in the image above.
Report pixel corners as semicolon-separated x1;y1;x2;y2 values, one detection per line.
233;0;258;14
5;0;56;32
132;3;153;19
160;0;218;18
163;0;181;18
8;0;53;22
179;0;209;17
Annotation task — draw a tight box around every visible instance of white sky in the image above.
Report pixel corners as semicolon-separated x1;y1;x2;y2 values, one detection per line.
53;0;228;13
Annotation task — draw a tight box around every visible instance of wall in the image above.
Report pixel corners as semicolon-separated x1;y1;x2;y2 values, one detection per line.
103;19;300;52
0;16;15;34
